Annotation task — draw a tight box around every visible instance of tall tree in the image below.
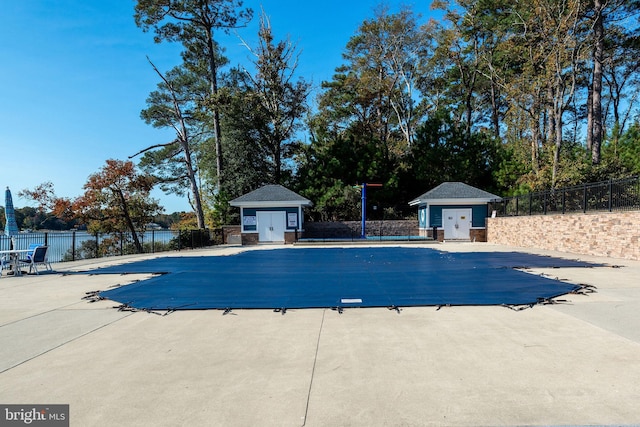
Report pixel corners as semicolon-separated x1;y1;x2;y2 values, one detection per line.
239;9;310;184
75;160;162;253
134;0;253;189
470;0;586;187
587;0;606;165
374;6;424;146
585;0;640;164
21;161;162;253
409;109;501;194
427;2;483;135
602;27;640;151
133;60;208;229
341;5;424;149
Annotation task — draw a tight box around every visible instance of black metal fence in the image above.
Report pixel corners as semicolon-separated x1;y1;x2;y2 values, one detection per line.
0;229;221;264
490;176;640;217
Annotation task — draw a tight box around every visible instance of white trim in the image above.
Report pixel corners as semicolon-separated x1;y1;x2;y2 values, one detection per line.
412;198;495;205
230;200;311;208
239;205;307;233
298;206;304;231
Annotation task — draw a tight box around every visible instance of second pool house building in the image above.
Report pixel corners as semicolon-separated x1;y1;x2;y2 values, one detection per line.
409;182;501;241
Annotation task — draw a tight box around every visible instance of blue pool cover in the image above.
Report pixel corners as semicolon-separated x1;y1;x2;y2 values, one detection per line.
96;247;595;311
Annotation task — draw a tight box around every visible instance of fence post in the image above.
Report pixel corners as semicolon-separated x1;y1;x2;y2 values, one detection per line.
529;193;532;216
608;179;613;212
44;232;49;246
95;233;99;258
543;192;547;215
152;229;155;253
562;190;566;214
72;231;76;261
583;184;587;213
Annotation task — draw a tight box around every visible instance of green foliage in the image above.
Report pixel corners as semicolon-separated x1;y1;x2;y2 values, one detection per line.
63;239;97;261
152;212;183;229
492;142;533;196
407;110;503;195
8;207;74;231
137;62;209;228
607;120;640;174
295;123;397;220
129;1;640;223
210;190;239;227
168;229;214;249
214;72;272;196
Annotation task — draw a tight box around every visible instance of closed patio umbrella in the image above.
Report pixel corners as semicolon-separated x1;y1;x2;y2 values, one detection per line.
4;187;19;246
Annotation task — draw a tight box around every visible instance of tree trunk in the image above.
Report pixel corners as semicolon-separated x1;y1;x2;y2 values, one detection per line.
530;107;540;174
490;77;500;138
552;106;563;188
590;0;605;165
184;144;206;228
116;189;144;253
586;86;593;152
206;29;224;189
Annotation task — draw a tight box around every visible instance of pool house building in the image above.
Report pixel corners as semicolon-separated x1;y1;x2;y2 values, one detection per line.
229;185;312;245
409;182;501;241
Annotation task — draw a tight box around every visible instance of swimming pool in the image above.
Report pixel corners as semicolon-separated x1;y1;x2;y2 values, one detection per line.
95;247;593;311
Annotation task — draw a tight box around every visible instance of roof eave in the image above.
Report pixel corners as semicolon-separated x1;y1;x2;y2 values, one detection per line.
409;197;502;205
229;200;313;208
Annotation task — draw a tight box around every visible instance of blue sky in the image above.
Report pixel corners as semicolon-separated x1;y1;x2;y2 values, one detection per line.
1;0;436;213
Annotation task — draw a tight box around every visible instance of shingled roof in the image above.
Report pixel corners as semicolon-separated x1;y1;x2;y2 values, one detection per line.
409;182;501;205
230;185;312;206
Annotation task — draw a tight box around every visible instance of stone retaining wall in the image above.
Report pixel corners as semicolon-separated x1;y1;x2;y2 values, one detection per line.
487;211;640;260
302;220;419;239
222;225;241;245
224;220;456;244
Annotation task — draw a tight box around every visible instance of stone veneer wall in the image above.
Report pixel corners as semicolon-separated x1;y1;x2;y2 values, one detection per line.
303;220;419;239
222;225;241;244
486;211;640;260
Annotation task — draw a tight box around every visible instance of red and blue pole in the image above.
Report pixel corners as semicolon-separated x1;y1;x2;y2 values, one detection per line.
361;183;367;239
357;183;382;239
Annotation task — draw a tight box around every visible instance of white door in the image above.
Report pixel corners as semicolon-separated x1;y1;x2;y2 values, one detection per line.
257;211;286;242
442;209;472;240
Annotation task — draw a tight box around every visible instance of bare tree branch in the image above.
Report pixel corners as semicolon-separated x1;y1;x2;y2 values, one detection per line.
129;140;179;159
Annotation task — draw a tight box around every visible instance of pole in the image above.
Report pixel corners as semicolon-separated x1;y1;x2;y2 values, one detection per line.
361;183;367;239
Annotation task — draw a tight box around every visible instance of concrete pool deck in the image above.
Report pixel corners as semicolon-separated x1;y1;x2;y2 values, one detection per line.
1;242;639;426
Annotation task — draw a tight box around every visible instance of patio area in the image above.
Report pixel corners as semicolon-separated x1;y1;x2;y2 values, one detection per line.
1;243;640;426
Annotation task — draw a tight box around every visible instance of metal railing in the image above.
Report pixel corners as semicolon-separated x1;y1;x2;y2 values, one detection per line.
490;176;640;217
0;229;221;263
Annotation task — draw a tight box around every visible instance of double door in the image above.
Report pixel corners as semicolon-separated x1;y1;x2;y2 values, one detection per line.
257;211;286;242
442;209;472;240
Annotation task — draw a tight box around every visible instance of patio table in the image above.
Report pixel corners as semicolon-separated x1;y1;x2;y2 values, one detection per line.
0;249;31;277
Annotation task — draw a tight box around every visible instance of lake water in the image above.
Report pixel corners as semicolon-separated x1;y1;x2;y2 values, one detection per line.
0;230;180;263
